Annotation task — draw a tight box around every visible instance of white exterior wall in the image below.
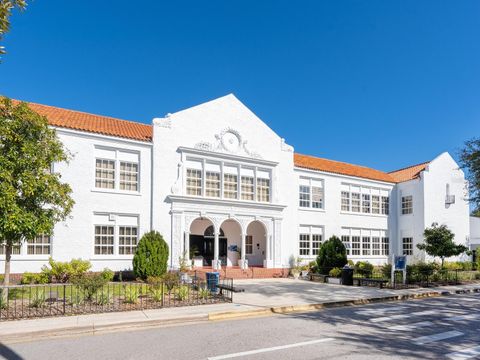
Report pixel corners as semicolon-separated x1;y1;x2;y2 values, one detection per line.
470;217;480;250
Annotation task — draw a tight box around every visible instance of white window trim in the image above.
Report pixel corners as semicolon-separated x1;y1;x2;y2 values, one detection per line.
340;183;390;217
341;227;389;258
401;195;413;215
298;177;325;211
298;225;324;258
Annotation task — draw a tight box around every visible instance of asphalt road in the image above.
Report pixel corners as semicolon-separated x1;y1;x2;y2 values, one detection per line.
2;293;480;360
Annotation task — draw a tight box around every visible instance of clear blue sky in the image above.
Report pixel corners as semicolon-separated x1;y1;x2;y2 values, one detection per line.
1;1;479;172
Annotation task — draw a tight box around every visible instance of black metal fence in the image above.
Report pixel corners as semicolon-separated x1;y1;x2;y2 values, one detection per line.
0;276;233;321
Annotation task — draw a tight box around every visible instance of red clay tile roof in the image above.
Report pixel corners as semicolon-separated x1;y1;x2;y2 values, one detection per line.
388;162;429;183
294;153;396;183
12;100;153;142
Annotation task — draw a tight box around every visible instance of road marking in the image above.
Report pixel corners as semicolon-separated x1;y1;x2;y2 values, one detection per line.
446;345;480;359
207;338;335;359
370;310;437;323
413;330;463;345
447;314;480;322
390;321;433;331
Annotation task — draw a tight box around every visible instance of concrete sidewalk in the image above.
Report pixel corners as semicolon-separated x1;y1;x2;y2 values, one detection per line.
1;279;479;343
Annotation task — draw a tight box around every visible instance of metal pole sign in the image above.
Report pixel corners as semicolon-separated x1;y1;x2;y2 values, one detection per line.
391;255;407;285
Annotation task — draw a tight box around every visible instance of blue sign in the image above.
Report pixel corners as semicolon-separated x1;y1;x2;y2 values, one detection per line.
395;255;407;270
228;245;238;252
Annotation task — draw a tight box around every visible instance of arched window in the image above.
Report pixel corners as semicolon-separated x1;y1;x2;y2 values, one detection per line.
204;225;225;238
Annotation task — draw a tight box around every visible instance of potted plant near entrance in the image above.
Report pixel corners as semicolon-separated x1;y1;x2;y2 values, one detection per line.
290;257;303;280
327;267;342;284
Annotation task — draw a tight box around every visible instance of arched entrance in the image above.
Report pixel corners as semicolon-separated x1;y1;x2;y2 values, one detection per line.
246;221;267;266
220;219;242;266
189;218;227;267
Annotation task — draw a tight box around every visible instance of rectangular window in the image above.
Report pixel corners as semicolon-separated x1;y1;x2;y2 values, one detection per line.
341;235;351;256
299;234;310;256
351;193;361;212
0;242;21;255
402;196;413;215
223;173;238;199
186;169;202;196
27;235;51;255
119;226;138;255
341;191;350;211
312;234;322;256
95;159;115;189
403;237;413;255
362;236;371;255
241;176;254;201
299;185;310;207
257;178;270;202
371;195;380;214
119;161;139;191
94;225;115;255
205;171;221;198
372;236;380;255
311;187;324;209
362;194;371;213
245;235;253;255
382;237;389;256
381;196;389;215
351;236;361;255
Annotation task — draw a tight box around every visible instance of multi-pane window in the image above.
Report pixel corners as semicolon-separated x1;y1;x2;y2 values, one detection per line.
341;191;350;211
119;226;138;255
382;237;389;256
403;237;413;255
362;236;371;255
119;162;139;191
341;235;351;255
257;178;270;202
206;171;221;197
27;235;51;255
241;176;255;201
372;236;381;255
312;187;324;209
351;193;361;212
95;159;115;189
381;196;389;215
223;174;238;199
299;234;310;256
312;234;322;256
362;194;371;213
351;236;361;255
94;226;115;255
299;186;310;207
186;169;202;196
245;235;253;255
372;195;380;214
402;196;413;214
0;242;21;255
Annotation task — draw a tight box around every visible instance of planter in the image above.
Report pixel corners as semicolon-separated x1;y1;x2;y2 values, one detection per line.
327;277;342;285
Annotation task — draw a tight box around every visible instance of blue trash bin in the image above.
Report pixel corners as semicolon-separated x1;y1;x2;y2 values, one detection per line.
206;272;220;292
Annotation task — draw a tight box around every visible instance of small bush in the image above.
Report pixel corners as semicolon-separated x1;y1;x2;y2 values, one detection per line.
328;267;342;278
308;261;317;274
198;287;210;300
162;272;179;292
354;261;374;278
123;285;140;304
316;236;348;275
41;258;91;283
133;231;169;280
21;272;49;285
96;291;111;305
29;292;46;308
71;274;108;301
175;285;189;301
100;268;115;282
381;263;392;279
0;290;6;310
347;259;355;267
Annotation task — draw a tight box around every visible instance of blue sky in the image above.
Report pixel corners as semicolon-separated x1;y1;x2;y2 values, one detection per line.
1;1;479;172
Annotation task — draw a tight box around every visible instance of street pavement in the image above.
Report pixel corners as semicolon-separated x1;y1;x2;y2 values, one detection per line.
1;292;480;360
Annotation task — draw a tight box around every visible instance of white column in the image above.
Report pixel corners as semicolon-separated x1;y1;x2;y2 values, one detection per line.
263;229;274;269
212;230;220;269
239;233;247;269
184;231;190;261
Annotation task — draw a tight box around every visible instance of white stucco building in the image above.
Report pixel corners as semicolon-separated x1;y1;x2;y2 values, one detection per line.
0;95;473;275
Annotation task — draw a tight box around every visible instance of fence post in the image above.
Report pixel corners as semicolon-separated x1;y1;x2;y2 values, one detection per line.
63;284;66;315
161;282;164;308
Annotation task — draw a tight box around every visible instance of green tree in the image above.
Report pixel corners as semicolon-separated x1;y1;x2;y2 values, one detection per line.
460;138;480;215
133;231;169;280
417;223;469;268
0;0;28;58
316;235;347;275
0;97;74;287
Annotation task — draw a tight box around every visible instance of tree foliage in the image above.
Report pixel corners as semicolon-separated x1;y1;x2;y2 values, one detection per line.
316;235;347;275
417;223;468;267
0;0;27;58
0;97;74;285
133;231;169;280
460;137;480;214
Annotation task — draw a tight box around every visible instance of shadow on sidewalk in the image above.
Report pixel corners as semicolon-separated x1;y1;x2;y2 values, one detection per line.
0;342;24;360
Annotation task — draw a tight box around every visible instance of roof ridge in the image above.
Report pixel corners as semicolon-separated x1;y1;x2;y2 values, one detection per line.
295;153;390;174
388;160;430;174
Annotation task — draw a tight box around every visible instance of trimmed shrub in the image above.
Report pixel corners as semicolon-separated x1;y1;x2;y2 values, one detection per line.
21;272;49;285
100;268;115;282
328;267;342;278
354;261;374;278
71;274;109;301
316;236;348;275
41;257;91;283
133;231;169;280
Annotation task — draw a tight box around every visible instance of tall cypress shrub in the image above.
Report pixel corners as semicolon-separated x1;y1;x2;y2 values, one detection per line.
316;236;348;275
133;231;169;280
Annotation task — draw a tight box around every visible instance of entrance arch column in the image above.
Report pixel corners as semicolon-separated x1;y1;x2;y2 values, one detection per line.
212;230;220;269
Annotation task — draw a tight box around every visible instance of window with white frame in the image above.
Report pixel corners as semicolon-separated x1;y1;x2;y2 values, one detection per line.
381;196;389;215
223;166;238;199
257;171;271;202
241;175;255;201
206;172;221;197
186;168;202;196
341;184;389;216
119;226;138;255
342;228;388;257
298;226;323;257
27;235;51;255
372;236;380;255
94;148;140;192
351;236;361;255
403;237;413;255
402;196;413;215
341;235;351;255
245;235;253;255
362;194;371;213
371;195;380;214
298;178;324;209
351;193;361;212
382;237;389;256
0;242;21;255
94;225;115;255
362;236;371;255
341;191;350;211
94;214;139;256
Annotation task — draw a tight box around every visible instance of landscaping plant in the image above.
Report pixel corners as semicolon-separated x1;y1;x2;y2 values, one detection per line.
41;258;91;283
328;267;342;278
354;261;374;278
133;231;169;280
162;272;179;292
123;285;140;304
71;274;108;301
175;285;189;301
316;236;348;275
